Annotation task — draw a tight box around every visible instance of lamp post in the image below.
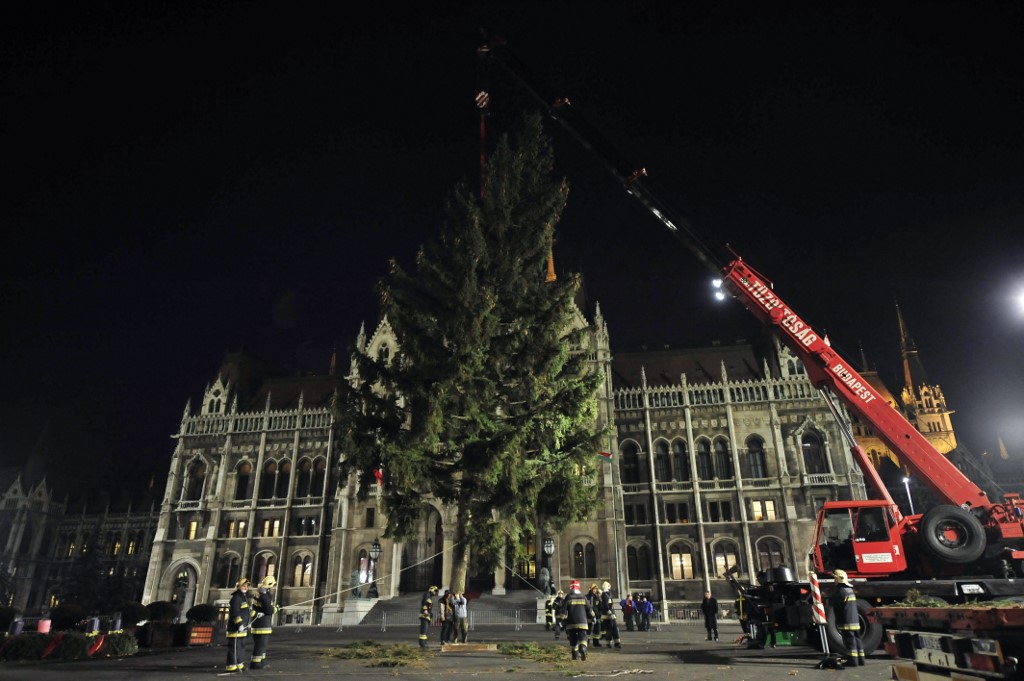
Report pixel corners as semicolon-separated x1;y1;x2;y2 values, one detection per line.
543;537;555;594
902;477;915;515
368;538;382;599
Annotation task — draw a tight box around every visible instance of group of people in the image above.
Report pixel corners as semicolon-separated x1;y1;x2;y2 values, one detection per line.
225;576;278;673
544;580;622;660
617;592;655;631
418;585;470;647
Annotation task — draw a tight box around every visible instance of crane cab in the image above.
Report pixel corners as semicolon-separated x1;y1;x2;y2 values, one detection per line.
813;500;908;578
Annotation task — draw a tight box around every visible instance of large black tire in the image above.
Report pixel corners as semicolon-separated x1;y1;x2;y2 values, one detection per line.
919;504;986;564
824;599;883;655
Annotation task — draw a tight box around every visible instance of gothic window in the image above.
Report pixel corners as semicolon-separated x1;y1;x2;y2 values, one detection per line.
378;344;390;363
235;462;252;500
654;441;671;482
573;541;598;578
669;543;695;579
802;432;828;475
251;553;277;584
185;458;207;501
276;460;292;498
750;498;777;521
358;548;369;584
712;540;740;577
296;458;313;497
671;440;691;481
292;554;313;587
218;554;241;588
756;538;785;571
619;442;642;484
696;440;713;480
586;543;597;577
312;458;326;495
747;436;768;478
714;439;734;479
627;544;653;580
260;461;277;499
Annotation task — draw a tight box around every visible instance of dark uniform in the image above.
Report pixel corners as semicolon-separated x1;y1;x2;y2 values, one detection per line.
586;584;603;647
599;582;622;648
561;581;595;661
831;570;864;665
700;591;719;641
553;590;566;638
419;586;438;648
544;596;555;630
251;576;277;669
226;578;253;672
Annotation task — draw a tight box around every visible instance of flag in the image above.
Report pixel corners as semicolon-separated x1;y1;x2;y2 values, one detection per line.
1000;437;1010;461
597;451;613;461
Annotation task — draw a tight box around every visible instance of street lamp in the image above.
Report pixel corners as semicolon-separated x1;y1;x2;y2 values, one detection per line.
543;537;555;594
902;477;915;515
368;538;382;599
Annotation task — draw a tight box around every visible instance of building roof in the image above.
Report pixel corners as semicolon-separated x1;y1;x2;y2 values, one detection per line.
612;337;773;389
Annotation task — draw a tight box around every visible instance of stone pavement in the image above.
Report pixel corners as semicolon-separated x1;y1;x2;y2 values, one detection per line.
0;622;896;680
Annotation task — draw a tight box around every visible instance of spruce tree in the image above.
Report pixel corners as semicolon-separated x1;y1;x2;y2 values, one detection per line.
337;113;605;592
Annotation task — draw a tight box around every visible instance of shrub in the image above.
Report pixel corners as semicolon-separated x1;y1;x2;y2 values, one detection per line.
0;605;19;631
185;603;218;624
57;631;92;660
118;601;149;626
145;601;178;623
103;631;139;657
0;632;53;661
50;603;88;631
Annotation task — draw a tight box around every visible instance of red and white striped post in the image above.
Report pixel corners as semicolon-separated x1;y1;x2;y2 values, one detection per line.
809;572;831;655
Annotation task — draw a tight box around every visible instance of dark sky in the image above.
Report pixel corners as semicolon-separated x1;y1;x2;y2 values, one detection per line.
3;2;1023;497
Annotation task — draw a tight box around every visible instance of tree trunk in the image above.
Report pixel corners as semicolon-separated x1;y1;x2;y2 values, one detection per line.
448;504;471;592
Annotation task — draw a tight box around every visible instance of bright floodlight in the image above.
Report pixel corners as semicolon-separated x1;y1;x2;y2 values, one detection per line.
714;290;727;301
712;278;723;288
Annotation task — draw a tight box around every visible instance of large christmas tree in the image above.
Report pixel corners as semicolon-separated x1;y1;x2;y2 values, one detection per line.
337;113;605;591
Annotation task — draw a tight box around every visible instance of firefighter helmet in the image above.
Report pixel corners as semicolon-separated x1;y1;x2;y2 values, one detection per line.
260;576;276;589
237;578;250;588
602;581;611;592
833;569;849;584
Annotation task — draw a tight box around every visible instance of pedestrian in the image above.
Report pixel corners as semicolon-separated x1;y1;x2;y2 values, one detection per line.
419;585;438;648
544;594;555;630
553;589;566;639
561;579;595;661
225;577;253;673
586;583;603;647
637;593;653;632
452;591;469;643
599;581;622;648
620;593;636;631
700;589;719;642
439;589;455;644
831;569;865;665
250;575;278;669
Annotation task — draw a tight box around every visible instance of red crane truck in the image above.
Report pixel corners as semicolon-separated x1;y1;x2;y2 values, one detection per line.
477;37;1024;655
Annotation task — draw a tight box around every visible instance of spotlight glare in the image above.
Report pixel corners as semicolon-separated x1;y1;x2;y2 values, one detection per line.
712;278;723;289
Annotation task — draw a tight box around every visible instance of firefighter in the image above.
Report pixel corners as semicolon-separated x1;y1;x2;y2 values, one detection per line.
250;575;277;669
225;577;253;673
599;581;622;648
587;583;603;647
553;589;566;639
831;569;865;665
561;580;595;661
419;585;439;648
544;594;555;630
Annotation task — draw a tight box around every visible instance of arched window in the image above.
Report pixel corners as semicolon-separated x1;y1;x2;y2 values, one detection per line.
292;554;313;587
251;553;276;584
756;538;785;571
696;440;713;480
669;543;695;579
802;432;827;475
358;548;369;584
218;554;241;588
295;459;313;497
626;545;653;580
747;436;768;478
378;344;390;363
712;541;740;577
619;442;641;484
312;459;327;495
260;461;277;499
654;441;670;482
276;460;291;498
185;458;207;501
714;439;734;479
235;462;252;500
672;440;690;481
573;541;598;578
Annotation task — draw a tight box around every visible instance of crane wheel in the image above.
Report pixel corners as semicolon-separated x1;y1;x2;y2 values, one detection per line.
919;504;986;564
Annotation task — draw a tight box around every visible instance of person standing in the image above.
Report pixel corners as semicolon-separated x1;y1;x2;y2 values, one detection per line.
419;585;438;648
637;593;653;632
553;589;566;639
831;569;865;665
544;594;555;630
561;580;595;661
439;589;455;644
620;593;636;632
599;581;622;648
250;576;278;669
452;591;469;643
586;584;603;647
700;590;719;642
225;577;253;673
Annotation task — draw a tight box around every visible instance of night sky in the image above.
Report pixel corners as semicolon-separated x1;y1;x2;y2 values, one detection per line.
3;2;1023;498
